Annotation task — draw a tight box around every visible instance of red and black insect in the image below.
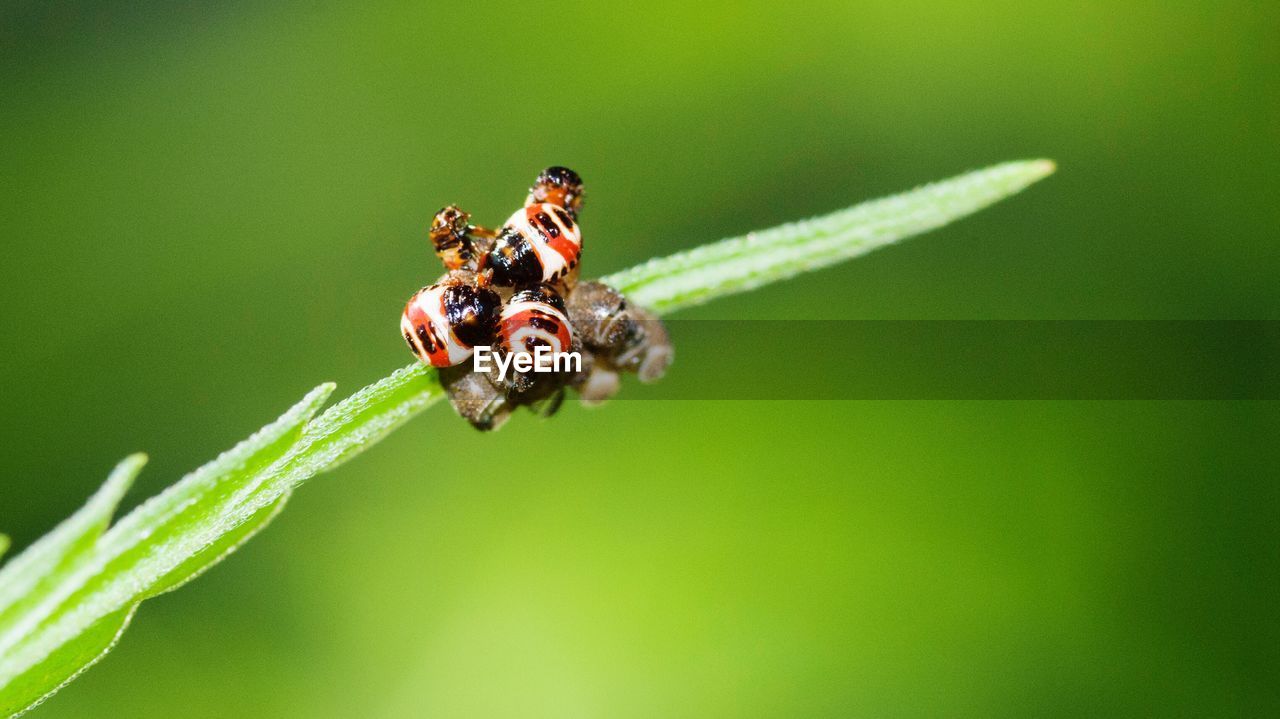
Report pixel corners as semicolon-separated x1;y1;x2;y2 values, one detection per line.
401;282;500;367
482;167;585;287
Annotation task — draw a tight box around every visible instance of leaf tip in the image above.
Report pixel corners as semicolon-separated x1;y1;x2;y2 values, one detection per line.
307;382;338;407
1028;158;1057;179
74;453;149;536
104;453;149;496
286;382;338;427
0;534;9;562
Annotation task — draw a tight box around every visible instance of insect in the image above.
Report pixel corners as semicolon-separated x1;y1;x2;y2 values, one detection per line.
565;281;673;389
401;279;501;367
403;166;672;431
428;205;487;272
482;167;584;289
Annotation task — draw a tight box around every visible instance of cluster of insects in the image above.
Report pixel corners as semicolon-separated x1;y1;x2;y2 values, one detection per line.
401;166;673;431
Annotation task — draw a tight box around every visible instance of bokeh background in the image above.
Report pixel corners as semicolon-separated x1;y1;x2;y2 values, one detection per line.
2;1;1277;716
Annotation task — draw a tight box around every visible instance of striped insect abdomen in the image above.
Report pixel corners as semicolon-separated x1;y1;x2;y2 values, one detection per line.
498;285;574;358
485;203;581;287
402;283;500;367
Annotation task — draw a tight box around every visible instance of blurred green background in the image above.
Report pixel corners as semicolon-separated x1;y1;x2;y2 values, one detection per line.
2;1;1277;716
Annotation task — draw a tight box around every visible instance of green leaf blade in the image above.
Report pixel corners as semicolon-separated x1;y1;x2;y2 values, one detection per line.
0;455;146;629
0;385;335;716
0;607;135;719
99;383;336;553
279;363;443;482
603;159;1055;314
144;494;291;598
